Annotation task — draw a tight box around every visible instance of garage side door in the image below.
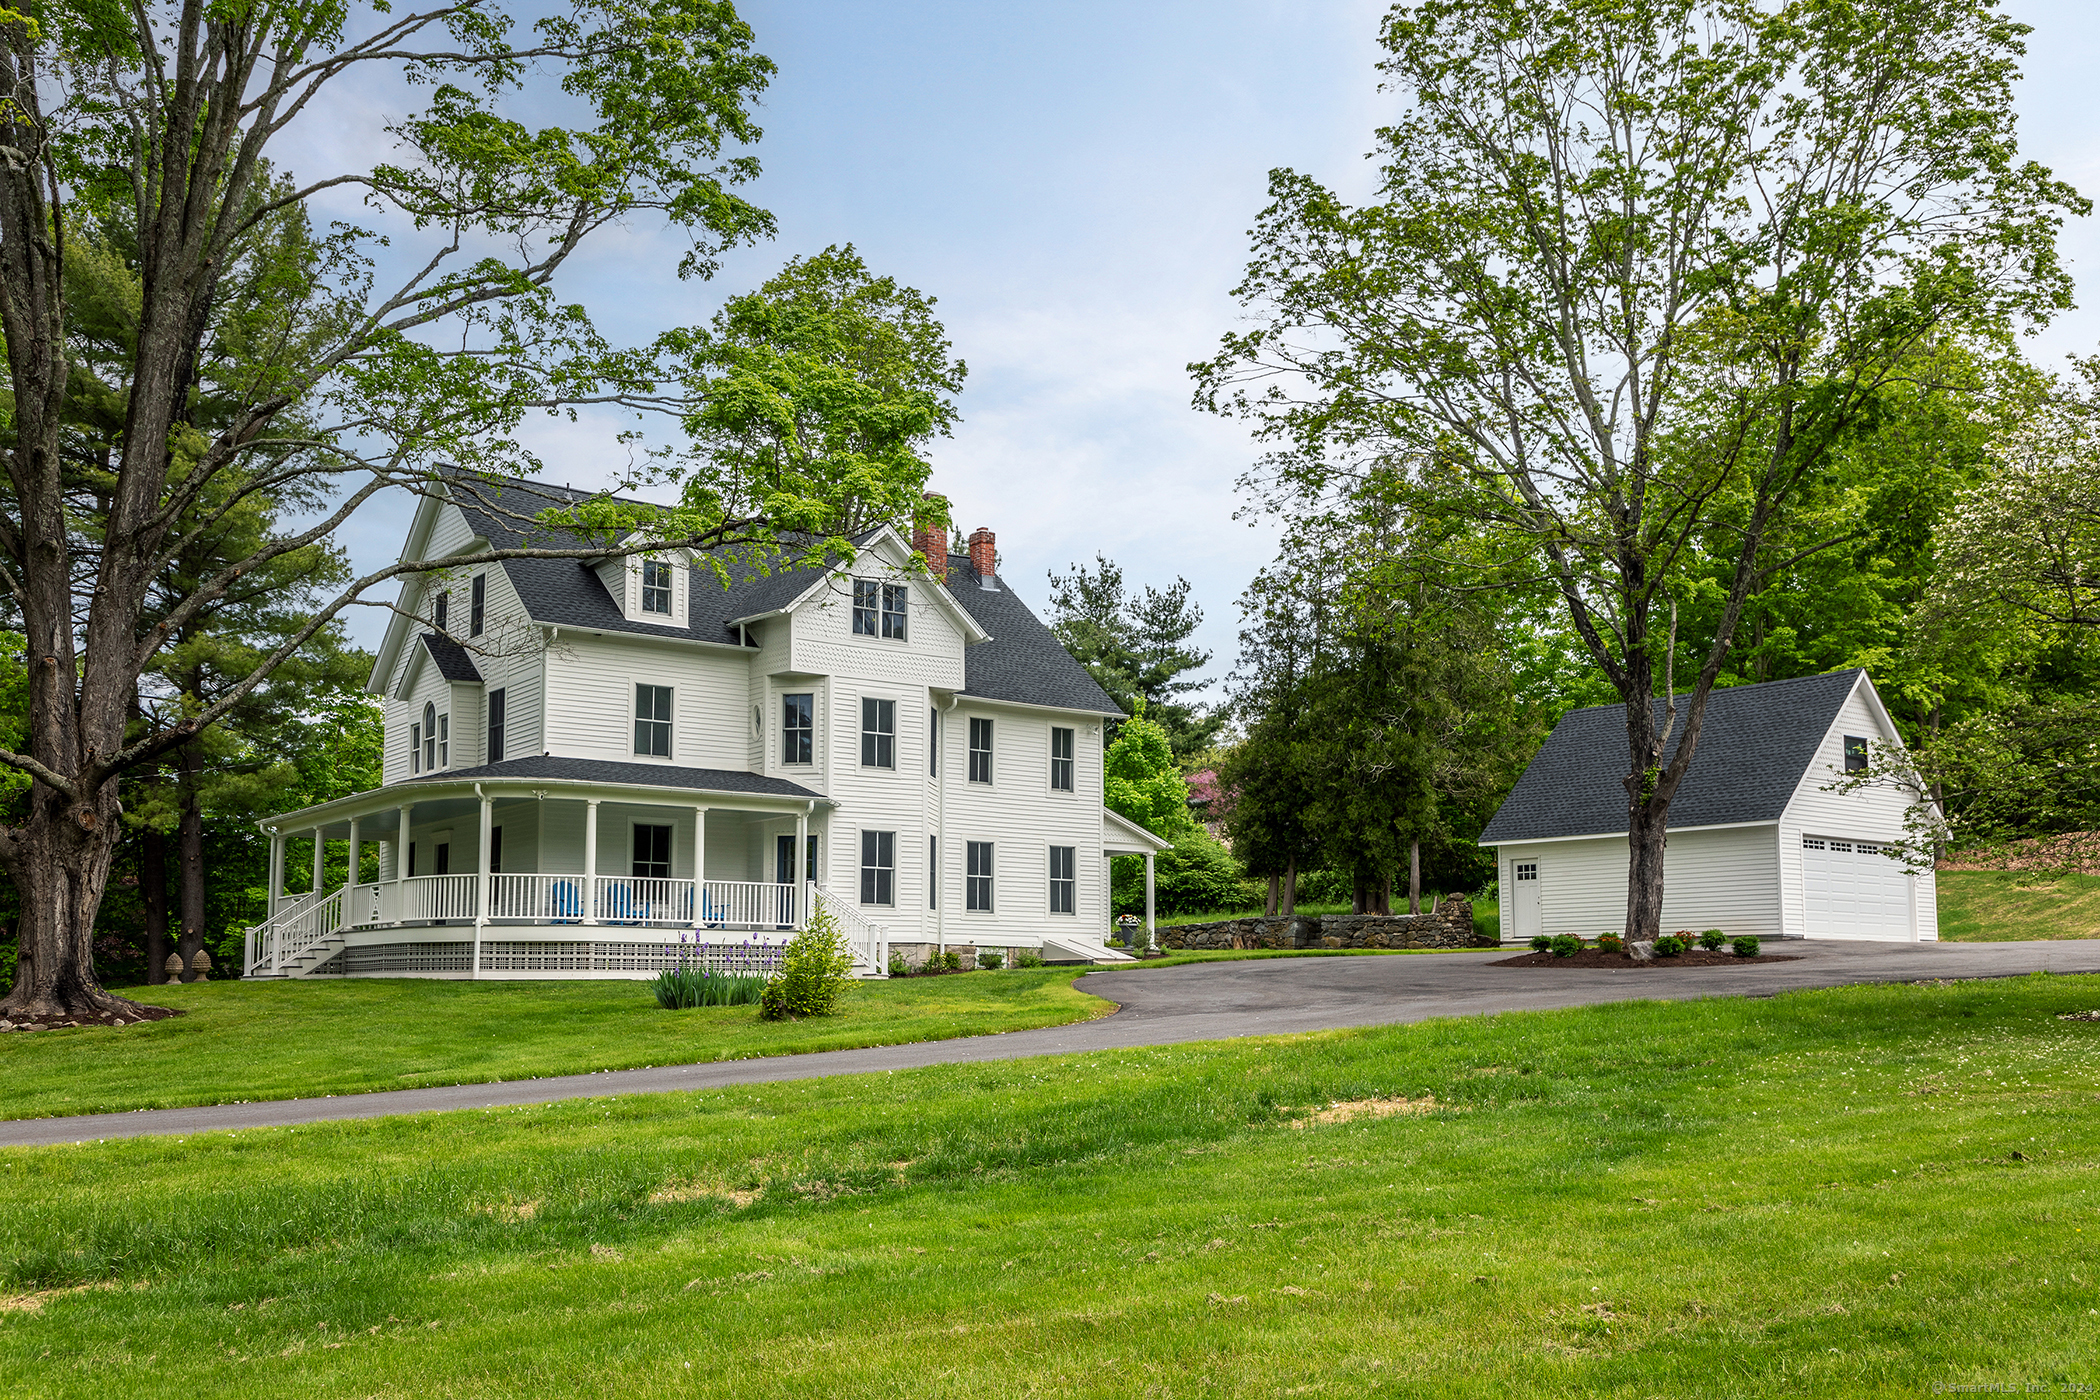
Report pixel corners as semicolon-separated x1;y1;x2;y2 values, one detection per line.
1802;836;1912;940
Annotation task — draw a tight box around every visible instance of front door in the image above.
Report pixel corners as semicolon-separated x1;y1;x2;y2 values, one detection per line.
775;834;815;927
1508;857;1541;943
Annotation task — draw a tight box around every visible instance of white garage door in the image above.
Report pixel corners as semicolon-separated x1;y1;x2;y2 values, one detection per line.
1802;835;1914;940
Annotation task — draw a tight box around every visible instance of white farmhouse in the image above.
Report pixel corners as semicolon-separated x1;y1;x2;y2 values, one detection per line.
1480;669;1937;943
243;476;1168;979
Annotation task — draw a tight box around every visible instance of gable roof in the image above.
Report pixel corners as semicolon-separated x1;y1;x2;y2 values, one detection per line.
941;552;1123;715
436;472;1120;716
418;632;483;683
1479;669;1871;845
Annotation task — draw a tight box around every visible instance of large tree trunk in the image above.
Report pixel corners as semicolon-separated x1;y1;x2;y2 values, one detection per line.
142;826;170;985
1626;795;1671;944
1265;874;1278;918
1407;839;1421;915
1281;858;1297;916
177;742;207;977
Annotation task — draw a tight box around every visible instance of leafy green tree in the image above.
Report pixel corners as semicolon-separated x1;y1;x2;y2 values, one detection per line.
1195;0;2081;941
1111;827;1247;919
1048;556;1220;756
0;0;952;1020
1103;704;1193;839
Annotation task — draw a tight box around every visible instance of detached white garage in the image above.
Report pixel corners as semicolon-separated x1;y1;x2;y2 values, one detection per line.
1480;669;1937;943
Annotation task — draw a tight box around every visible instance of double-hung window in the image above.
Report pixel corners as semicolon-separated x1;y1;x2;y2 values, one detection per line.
852;579;880;635
1049;845;1076;914
632;824;672;879
470;574;485;636
487;689;505;764
1843;735;1869;773
634;684;673;757
641;559;674;616
968;717;993;784
861;697;896;769
433;591;448;633
438;713;449;767
410;721;423;774
860;830;895;906
782;693;814;765
881;583;908;639
1050;726;1074;792
422;702;439;771
966;841;994;912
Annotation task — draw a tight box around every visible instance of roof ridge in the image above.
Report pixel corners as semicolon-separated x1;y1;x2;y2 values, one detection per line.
1556;667;1862;719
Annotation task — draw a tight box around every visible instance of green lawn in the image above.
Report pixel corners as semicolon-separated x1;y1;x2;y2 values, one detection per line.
1938;868;2100;941
5;974;2099;1396
0;972;1108;1121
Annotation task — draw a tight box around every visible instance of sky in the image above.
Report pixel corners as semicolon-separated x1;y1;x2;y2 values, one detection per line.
310;0;2100;703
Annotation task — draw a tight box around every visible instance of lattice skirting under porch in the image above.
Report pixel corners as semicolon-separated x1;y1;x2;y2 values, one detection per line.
308;939;784;975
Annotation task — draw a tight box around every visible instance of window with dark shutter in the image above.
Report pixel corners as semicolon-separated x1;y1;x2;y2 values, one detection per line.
470;573;485;635
487;688;506;764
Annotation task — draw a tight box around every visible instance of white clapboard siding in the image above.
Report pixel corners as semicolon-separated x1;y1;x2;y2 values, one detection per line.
1775;676;1936;939
938;703;1110;946
1499;825;1784;940
791;545;967;693
829;677;935;936
542;632;748;769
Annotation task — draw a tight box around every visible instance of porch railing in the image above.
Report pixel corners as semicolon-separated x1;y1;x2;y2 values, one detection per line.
812;882;886;975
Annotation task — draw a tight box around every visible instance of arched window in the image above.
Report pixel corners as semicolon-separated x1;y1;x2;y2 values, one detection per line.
423;702;438;771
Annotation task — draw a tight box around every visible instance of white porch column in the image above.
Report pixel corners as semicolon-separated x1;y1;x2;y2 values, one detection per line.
311;827;326;895
793;807;810;929
1145;852;1156;952
267;829;285;919
693;805;708;928
583;799;600;926
473;790;493;980
345;816;362;892
395;803;412;925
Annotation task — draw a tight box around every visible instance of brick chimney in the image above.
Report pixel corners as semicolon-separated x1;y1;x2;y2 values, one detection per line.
912;494;949;583
967;527;997;588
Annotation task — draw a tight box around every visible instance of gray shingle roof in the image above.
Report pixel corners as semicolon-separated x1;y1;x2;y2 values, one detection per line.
1478;669;1866;844
442;472;1121;716
405;754;822;799
942;554;1124;715
419;632;483;683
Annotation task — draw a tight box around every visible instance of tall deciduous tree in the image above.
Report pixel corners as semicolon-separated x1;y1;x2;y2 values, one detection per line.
1195;0;2081;940
0;0;942;1022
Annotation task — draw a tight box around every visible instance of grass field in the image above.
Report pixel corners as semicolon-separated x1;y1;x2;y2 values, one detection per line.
1938;868;2100;941
0;972;1108;1121
4;973;2099;1396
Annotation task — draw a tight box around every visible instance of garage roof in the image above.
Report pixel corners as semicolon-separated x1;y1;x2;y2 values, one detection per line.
1479;669;1868;844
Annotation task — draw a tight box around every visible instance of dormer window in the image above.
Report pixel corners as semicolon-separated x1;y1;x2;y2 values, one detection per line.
852;580;879;635
882;583;908;639
641;559;674;615
422;702;440;771
1844;735;1868;773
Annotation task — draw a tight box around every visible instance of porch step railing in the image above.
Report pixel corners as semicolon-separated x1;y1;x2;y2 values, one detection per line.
812;882;887;976
244;886;344;977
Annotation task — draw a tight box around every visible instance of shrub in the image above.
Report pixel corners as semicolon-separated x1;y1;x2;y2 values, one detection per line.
1549;934;1584;958
939;949;963;972
758;907;855;1020
1653;934;1688;957
1015;951;1044;969
1595;932;1624;954
886;953;910;978
1732;935;1762;958
1529;934;1554;952
977;950;1004;971
1111;828;1245;917
1699;929;1726;951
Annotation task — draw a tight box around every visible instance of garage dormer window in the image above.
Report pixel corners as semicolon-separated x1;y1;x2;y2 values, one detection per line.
641;559;674;615
1843;736;1868;773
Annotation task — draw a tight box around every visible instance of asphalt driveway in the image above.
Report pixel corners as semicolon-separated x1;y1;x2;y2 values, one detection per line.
6;937;2098;1148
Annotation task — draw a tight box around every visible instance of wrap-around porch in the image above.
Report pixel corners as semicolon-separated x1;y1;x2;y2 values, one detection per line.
245;773;868;979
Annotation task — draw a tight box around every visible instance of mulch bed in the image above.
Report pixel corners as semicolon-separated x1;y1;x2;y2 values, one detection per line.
1491;949;1799;969
0;1002;185;1033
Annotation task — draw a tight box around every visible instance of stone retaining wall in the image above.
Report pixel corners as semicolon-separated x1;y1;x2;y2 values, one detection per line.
1158;898;1486;952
